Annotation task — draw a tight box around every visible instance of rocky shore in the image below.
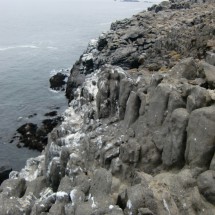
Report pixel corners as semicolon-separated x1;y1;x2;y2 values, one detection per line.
0;0;215;214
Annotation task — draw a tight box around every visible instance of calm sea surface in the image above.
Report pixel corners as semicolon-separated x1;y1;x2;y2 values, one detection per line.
0;0;160;170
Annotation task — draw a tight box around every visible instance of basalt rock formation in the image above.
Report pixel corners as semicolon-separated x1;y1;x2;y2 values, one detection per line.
1;1;215;215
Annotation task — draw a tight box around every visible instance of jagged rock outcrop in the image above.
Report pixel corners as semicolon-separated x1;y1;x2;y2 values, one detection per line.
1;1;215;214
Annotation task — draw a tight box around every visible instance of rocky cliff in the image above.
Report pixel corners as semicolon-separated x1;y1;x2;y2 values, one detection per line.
0;1;215;215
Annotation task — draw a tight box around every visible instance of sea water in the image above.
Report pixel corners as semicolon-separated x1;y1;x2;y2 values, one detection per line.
0;0;160;170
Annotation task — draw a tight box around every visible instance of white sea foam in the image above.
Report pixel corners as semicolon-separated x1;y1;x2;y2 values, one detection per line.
46;46;58;50
49;89;60;94
0;45;39;51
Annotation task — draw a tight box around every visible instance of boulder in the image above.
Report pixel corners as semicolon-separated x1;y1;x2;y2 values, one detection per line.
31;188;56;215
147;83;171;128
185;106;215;169
167;90;185;113
206;51;215;66
186;86;210;113
121;184;157;215
48;203;66;215
0;178;26;198
57;176;73;194
170;58;198;80
197;170;215;205
16;116;62;151
119;140;141;164
90;168;112;197
199;61;215;89
24;176;47;198
210;153;215;171
49;72;67;91
162;108;189;167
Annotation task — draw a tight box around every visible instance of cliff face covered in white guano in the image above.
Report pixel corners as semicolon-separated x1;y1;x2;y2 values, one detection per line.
0;1;215;215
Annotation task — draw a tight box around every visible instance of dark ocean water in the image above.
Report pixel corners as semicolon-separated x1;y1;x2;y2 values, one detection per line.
0;0;160;170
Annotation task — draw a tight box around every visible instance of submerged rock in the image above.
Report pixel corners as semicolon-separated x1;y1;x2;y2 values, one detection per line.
0;165;12;185
49;72;68;91
16;117;63;151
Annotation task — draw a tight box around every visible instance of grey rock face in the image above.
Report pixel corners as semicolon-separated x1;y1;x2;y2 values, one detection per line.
185;106;215;169
147;83;171;128
186;86;210;113
90;168;112;197
48;157;61;191
96;66;130;119
0;178;26;198
200;61;215;89
119;140;141;165
124;91;141;127
2;1;215;214
170;58;198;80
206;51;215;66
119;78;133;120
210;153;215;171
122;184;157;215
197;170;215;205
25;176;47;198
162;108;189;167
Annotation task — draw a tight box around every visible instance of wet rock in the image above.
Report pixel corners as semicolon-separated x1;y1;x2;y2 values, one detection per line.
0;165;12;185
44;111;57;117
16;117;62;151
49;72;67;91
197;170;215;205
